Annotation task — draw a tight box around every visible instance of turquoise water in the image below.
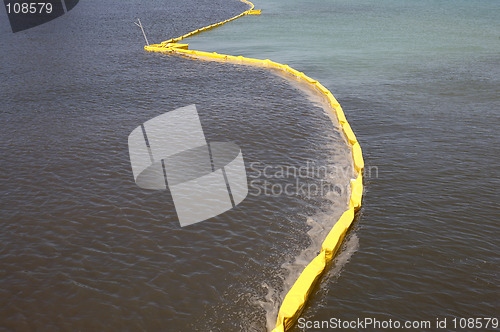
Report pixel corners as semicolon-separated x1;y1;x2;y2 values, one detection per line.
190;0;499;90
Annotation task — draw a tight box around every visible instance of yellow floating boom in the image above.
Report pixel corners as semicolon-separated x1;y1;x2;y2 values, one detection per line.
144;1;364;331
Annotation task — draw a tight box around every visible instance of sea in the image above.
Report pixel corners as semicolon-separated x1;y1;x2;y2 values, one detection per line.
0;0;498;331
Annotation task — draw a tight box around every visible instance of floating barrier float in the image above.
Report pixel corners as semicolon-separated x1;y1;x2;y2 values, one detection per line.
143;1;364;330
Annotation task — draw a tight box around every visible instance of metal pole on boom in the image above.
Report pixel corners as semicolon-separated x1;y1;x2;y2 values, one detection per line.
134;18;149;46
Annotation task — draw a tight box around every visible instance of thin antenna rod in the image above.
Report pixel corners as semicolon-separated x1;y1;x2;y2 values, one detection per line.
134;18;149;46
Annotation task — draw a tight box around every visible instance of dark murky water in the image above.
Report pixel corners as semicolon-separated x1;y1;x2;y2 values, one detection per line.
0;1;351;331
